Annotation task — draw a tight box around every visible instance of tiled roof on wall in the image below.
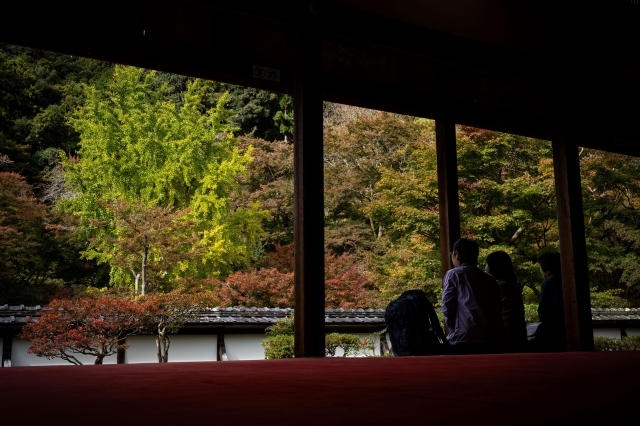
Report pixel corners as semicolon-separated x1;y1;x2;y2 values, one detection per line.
195;307;385;325
591;308;640;323
0;305;387;326
3;305;640;326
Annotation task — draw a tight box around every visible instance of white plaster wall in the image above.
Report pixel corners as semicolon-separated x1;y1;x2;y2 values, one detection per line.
158;335;216;362
224;335;266;360
125;335;217;363
330;333;380;357
626;328;640;337
11;338;117;366
125;335;160;364
593;328;621;339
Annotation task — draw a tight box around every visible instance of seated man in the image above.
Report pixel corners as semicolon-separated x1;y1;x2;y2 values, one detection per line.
441;238;507;353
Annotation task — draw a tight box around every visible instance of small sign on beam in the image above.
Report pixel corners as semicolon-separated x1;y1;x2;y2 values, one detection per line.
253;65;280;82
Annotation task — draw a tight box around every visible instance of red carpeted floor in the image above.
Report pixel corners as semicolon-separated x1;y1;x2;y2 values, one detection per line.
1;352;639;425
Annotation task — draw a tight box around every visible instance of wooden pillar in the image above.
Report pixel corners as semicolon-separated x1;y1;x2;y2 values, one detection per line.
435;70;460;276
551;91;594;352
293;5;325;358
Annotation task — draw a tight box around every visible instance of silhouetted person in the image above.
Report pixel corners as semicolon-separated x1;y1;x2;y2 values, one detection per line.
485;251;527;351
442;238;507;354
533;251;566;351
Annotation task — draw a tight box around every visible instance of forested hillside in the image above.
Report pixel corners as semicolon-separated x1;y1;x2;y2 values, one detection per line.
1;43;638;310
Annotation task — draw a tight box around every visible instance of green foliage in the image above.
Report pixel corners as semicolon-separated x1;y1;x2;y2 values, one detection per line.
457;127;557;292
203;83;289;141
262;315;295;359
262;334;295;359
325;111;425;255
61;65;267;287
594;335;640;351
0;172;55;303
264;314;295;336
132;73;289;141
0;43;112;183
325;333;361;357
261;315;368;359
236;138;294;247
272;95;293;141
5;44;640;311
589;289;629;309
0;172;107;304
0;45;113;299
325;112;440;301
581;150;640;301
86;200;200;295
524;303;539;323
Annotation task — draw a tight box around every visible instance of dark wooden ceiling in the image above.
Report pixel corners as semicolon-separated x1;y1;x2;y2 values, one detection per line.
1;0;639;153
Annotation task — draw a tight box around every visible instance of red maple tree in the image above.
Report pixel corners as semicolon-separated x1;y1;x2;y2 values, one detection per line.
88;200;200;297
218;267;294;308
218;244;376;308
20;298;145;365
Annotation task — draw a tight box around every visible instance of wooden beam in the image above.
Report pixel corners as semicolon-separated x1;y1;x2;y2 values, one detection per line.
293;5;325;358
3;1;640;153
435;70;461;276
551;92;594;352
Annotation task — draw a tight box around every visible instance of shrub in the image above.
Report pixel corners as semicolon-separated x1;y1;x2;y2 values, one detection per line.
521;284;540;304
261;315;368;359
524;303;539;323
325;333;361;357
589;289;629;309
261;315;295;359
264;315;294;336
594;335;640;351
262;334;295;359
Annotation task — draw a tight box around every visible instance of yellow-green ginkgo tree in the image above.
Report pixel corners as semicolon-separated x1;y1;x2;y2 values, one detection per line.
60;65;267;290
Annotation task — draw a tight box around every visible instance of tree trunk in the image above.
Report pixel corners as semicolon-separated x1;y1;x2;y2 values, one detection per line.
94;346;106;364
161;336;170;363
525;282;541;298
509;227;523;244
141;234;148;296
155;335;162;363
156;329;170;363
132;269;140;298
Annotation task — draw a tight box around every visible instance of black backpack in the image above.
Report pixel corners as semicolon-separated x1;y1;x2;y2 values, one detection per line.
384;289;448;356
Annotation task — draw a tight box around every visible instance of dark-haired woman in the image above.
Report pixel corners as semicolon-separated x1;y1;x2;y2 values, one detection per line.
485;251;527;351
